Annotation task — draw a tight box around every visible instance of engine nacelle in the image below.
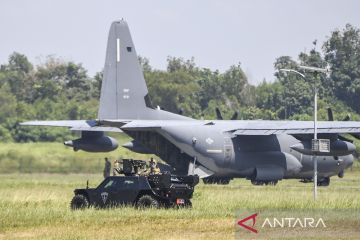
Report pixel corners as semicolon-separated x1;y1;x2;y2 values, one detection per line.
254;166;284;181
291;139;356;156
64;131;118;152
122;140;154;154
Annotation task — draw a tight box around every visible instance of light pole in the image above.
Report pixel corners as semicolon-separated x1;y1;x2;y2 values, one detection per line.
280;66;328;200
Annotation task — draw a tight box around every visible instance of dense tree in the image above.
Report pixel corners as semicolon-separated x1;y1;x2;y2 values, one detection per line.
0;84;17;122
324;24;360;113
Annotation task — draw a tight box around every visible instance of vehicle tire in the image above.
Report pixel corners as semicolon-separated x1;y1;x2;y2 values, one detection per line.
70;194;89;210
136;194;160;209
184;200;192;208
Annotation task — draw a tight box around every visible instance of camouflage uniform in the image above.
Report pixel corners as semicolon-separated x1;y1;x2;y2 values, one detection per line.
113;159;123;176
139;158;160;176
149;158;161;174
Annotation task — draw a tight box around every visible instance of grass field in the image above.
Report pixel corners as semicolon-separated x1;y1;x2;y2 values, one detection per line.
0;172;359;240
0;137;151;174
0;141;359;239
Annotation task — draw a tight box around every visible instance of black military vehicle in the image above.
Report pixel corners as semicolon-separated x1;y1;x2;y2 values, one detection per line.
70;160;199;209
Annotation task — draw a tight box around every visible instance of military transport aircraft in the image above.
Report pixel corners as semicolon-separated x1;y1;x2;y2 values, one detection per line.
22;20;359;186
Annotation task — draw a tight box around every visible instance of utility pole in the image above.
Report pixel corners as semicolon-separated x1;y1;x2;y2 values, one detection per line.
280;66;329;200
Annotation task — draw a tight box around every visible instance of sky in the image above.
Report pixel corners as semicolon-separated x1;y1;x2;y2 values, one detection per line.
0;0;359;85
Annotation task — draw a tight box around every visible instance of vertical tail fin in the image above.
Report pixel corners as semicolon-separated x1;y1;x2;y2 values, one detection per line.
98;20;152;120
98;20;191;121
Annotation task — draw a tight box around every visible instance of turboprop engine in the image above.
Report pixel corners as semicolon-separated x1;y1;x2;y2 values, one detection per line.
291;139;356;156
64;131;118;152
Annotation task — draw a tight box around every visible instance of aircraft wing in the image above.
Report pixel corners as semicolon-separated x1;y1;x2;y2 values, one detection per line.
228;121;360;136
20;120;123;132
99;119;360;136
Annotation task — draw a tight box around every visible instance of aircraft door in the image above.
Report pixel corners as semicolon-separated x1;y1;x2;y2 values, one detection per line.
224;137;233;166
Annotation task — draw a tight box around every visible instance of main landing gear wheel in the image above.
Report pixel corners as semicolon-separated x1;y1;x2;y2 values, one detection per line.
317;177;330;187
251;180;278;186
202;177;231;185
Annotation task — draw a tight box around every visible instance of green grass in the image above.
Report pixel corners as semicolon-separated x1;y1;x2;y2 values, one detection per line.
0;173;359;239
0;141;359;239
0;136;153;173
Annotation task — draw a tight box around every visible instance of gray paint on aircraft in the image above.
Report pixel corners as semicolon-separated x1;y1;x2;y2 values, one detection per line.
22;20;356;184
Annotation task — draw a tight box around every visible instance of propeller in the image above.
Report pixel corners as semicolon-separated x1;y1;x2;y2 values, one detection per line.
215;107;223;120
343;114;351;122
327;108;360;142
215;107;239;120
327;108;334;121
231;111;239;120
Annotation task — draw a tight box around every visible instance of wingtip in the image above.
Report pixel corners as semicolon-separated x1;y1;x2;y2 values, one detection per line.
19;121;33;126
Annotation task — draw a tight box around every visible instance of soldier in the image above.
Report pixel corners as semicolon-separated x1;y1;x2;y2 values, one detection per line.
138;164;150;176
103;157;111;178
149;158;161;174
113;159;122;176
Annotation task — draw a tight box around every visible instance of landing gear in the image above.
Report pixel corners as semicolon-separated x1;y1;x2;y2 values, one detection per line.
317;177;330;187
202;177;231;185
300;177;330;187
300;178;312;183
251;180;278;186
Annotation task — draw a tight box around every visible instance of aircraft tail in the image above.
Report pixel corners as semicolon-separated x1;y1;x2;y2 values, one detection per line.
98;20;153;120
98;20;191;121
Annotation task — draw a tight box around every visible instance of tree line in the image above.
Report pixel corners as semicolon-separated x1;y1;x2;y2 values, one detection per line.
0;24;360;142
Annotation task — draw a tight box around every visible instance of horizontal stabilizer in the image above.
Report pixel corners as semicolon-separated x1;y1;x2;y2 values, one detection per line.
21;120;122;132
20;120;96;128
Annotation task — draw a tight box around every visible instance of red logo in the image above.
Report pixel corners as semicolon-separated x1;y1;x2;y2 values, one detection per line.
237;213;258;233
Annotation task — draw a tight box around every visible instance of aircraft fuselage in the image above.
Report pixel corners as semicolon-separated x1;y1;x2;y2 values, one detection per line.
126;120;353;181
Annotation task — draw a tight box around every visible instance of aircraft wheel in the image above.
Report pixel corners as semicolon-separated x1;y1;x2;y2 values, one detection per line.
136;194;160;209
70;194;89;210
317;177;330;187
251;180;264;186
203;178;216;184
265;180;278;186
202;178;211;184
218;179;230;185
300;179;312;183
271;180;278;185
